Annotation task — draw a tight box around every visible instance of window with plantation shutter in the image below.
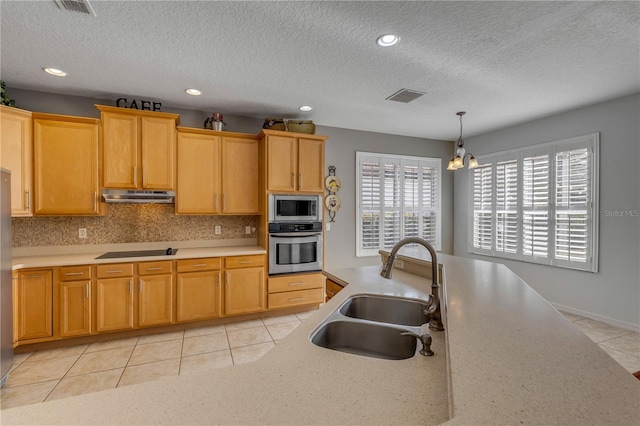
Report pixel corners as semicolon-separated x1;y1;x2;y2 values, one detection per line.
468;133;599;272
357;152;441;257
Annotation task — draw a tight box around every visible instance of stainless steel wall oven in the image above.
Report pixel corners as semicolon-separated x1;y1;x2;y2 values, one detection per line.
268;193;323;275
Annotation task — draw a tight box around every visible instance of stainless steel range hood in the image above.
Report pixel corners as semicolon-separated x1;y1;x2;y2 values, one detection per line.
101;189;175;204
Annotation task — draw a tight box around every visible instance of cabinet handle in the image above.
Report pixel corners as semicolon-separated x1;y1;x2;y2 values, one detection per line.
94;191;98;211
291;173;295;188
146;267;163;271
288;282;305;287
129;279;133;294
215;194;218;211
239;260;251;264
299;173;302;189
105;270;122;274
288;297;305;302
142;167;146;186
216;273;220;286
65;272;85;276
327;290;336;296
192;263;207;267
85;283;89;298
25;190;30;210
225;272;230;284
140;280;143;293
133;166;137;187
24;274;43;278
222;194;226;212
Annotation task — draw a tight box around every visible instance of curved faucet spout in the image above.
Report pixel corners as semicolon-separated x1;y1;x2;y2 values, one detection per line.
380;238;444;331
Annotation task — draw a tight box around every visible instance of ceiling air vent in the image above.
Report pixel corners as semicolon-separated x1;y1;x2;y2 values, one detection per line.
53;0;96;16
386;89;426;103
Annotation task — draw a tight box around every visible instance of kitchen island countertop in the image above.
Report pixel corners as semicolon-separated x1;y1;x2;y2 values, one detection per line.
2;253;639;425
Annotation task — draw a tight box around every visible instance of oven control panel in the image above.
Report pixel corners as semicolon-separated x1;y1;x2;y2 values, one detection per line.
268;221;322;233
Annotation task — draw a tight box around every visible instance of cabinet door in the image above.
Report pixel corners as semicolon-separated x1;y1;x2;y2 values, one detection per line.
141;116;176;189
33;117;100;215
221;137;258;214
102;112;138;188
176;271;221;322
176;132;220;214
298;138;325;193
15;270;53;340
96;277;134;332
59;281;91;337
267;135;297;191
224;267;265;315
0;106;32;216
138;274;173;327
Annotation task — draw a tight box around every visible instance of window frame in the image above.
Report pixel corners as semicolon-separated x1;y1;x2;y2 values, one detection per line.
356;151;442;257
467;133;599;272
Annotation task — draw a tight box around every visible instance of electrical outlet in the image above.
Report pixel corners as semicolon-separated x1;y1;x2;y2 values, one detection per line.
245;226;251;234
215;225;222;235
78;228;87;239
395;259;405;270
325;223;331;231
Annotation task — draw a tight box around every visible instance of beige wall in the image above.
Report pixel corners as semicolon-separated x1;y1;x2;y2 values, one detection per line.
12;204;257;247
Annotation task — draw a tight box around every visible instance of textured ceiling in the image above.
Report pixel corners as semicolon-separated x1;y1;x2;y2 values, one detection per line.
1;1;638;140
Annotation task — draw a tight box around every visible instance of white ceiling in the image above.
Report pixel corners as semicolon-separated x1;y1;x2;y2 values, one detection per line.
1;1;638;140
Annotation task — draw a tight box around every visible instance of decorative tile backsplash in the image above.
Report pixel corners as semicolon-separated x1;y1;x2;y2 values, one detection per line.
12;204;258;247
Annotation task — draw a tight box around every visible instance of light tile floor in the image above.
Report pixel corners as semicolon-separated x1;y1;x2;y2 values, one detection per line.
1;311;314;410
1;310;637;410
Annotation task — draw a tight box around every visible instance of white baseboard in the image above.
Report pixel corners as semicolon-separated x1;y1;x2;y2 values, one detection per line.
552;303;640;333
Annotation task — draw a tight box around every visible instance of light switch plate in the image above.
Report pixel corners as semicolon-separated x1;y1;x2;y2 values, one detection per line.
245;226;251;234
215;225;222;235
78;228;87;239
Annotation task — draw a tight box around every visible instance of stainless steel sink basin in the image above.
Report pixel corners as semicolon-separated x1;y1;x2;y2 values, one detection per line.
339;294;429;326
310;320;417;360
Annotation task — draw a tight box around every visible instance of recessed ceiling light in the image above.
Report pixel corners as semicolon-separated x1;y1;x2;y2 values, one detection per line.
376;34;400;47
299;105;313;111
43;67;67;77
185;88;202;96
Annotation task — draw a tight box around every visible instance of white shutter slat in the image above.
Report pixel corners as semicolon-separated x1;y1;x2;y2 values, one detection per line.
472;165;493;251
523;154;549;259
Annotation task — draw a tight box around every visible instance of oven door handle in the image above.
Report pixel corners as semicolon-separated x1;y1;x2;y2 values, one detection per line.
269;232;322;238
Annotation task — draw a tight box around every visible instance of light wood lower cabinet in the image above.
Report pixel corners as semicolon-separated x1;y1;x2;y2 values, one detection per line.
96;276;135;333
58;265;92;338
224;255;265;316
325;278;345;301
14;270;53;341
138;261;173;327
176;258;222;322
267;273;324;310
13;255;273;346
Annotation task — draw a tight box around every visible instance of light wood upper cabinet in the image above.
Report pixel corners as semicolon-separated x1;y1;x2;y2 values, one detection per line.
0;105;33;216
261;130;326;193
176;129;221;214
32;113;100;215
14;269;53;341
221;135;259;214
97;105;179;190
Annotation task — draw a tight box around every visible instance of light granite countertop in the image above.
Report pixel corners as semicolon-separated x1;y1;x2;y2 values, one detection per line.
2;253;639;425
11;240;266;270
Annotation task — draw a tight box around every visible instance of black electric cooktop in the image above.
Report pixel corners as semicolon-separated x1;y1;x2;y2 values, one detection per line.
95;248;178;259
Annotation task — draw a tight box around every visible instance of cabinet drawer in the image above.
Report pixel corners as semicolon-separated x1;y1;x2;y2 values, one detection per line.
96;263;134;278
268;288;324;310
138;261;173;275
268;273;323;294
59;266;92;281
177;257;221;273
225;255;264;269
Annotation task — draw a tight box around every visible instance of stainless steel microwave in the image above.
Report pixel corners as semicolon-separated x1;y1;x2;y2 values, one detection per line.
268;194;322;222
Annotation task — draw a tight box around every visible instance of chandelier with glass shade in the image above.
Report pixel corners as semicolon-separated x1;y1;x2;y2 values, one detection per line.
447;111;478;171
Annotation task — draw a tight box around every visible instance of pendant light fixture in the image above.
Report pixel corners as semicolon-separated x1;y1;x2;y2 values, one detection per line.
447;111;478;171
